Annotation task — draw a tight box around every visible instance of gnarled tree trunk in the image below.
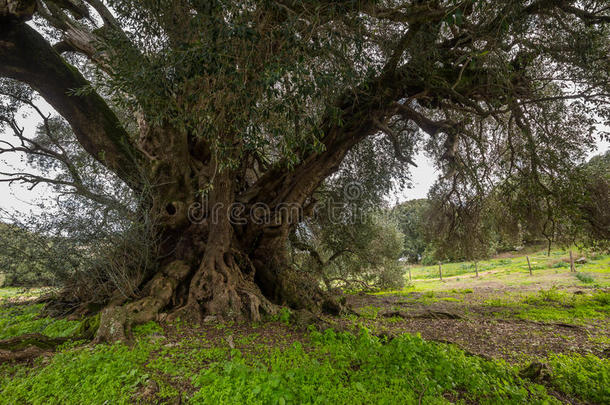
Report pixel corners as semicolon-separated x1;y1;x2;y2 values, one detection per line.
94;149;343;342
0;2;399;342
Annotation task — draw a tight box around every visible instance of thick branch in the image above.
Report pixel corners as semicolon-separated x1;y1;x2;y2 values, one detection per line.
0;22;143;189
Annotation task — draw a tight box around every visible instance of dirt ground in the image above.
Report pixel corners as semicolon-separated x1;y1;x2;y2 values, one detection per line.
344;276;609;363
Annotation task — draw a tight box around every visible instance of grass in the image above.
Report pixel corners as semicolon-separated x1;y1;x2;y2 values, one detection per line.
0;322;559;405
189;329;554;405
547;352;610;404
0;339;153;405
481;288;610;325
409;248;610;284
1;249;609;404
575;272;595;284
1;310;607;404
0;303;82;340
0;287;50;299
370;250;610;326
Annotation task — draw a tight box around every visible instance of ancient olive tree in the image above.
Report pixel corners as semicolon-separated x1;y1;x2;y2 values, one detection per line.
1;0;608;340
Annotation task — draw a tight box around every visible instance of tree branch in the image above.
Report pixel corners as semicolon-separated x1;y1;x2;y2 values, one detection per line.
0;22;144;189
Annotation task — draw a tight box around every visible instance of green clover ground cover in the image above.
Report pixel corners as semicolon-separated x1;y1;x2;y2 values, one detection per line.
1;325;557;405
0;303;81;340
2;322;608;404
1;274;609;404
189;328;555;405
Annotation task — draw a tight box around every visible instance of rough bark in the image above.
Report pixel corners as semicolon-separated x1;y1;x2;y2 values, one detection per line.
92;191;345;342
94;168;322;341
1;19;353;344
0;322;97;363
95;260;191;342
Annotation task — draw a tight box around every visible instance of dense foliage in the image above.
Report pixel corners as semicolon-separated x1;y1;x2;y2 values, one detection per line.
393;151;610;264
391;199;429;263
1;1;609;330
292;213;405;291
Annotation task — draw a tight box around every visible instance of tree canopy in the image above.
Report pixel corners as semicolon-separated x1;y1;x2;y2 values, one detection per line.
0;0;609;340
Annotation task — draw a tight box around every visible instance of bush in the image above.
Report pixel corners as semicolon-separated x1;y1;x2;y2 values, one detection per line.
292;212;405;292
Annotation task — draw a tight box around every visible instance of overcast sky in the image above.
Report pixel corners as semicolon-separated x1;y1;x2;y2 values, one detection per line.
1;105;609;215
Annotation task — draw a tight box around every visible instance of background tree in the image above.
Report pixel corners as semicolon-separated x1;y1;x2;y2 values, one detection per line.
577;151;610;250
0;0;608;341
423;180;497;264
292;209;405;293
392;199;429;263
422;151;610;263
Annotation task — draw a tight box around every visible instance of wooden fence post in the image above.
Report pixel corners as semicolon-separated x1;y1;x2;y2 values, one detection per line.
526;256;532;276
438;262;443;281
474;261;479;278
569;250;575;272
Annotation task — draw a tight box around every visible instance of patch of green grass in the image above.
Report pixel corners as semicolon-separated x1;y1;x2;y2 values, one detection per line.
0;287;47;299
439;296;461;302
358;305;382;319
132;320;164;337
0;341;155;405
189;329;555;404
486;289;609;324
406;250;610;283
594;291;610;305
484;297;514;307
271;307;292;324
0;303;81;340
575;272;596;284
547;353;610;403
2;320;608;404
450;288;473;294
0;287;24;299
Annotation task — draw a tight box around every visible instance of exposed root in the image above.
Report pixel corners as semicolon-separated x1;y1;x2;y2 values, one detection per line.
92;248;346;343
0;346;48;363
380;309;462;320
0;333;70;352
0;333;71;364
176;250;279;325
95;260;191;343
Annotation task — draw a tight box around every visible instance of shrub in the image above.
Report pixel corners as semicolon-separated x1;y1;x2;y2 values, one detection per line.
292;213;406;292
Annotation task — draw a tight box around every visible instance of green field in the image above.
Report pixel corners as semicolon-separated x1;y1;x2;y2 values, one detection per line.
407;248;610;283
1;249;608;404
